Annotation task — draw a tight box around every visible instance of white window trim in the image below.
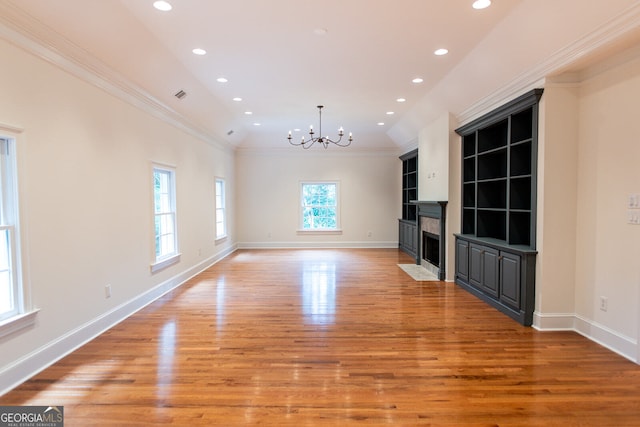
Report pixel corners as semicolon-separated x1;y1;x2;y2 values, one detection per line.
215;177;227;241
150;163;180;273
0;309;39;339
0;128;38;336
298;181;342;233
150;253;181;273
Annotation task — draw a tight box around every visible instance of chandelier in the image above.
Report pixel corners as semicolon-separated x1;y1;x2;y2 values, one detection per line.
288;105;353;149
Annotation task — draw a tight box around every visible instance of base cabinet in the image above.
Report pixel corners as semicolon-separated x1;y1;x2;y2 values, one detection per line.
500;251;521;310
470;243;499;298
455;239;469;283
455;235;536;325
399;219;418;259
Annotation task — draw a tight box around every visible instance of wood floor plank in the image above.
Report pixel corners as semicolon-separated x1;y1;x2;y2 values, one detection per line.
1;249;640;426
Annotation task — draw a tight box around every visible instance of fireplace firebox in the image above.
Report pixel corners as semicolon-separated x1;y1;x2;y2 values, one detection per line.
414;201;447;280
423;232;440;268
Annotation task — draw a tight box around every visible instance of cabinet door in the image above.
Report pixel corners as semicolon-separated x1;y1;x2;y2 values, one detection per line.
481;247;500;298
455;239;469;283
469;243;484;288
401;222;409;250
469;243;499;297
500;251;521;309
408;223;417;254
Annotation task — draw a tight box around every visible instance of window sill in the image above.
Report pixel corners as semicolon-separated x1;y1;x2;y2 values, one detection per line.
150;253;181;274
296;229;343;235
0;309;40;339
215;235;228;244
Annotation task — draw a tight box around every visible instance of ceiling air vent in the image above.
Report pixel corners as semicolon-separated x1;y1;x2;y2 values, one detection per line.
174;89;187;100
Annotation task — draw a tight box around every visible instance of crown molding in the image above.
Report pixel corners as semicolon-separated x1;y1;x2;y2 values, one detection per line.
235;146;401;158
0;2;233;154
456;2;640;126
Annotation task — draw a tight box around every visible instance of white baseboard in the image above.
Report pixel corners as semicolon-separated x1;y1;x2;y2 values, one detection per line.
533;311;638;364
532;311;576;330
237;241;398;249
0;244;237;396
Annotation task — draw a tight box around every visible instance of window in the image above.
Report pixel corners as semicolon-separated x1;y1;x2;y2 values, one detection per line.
152;165;179;272
300;182;340;231
215;178;226;239
0;137;24;324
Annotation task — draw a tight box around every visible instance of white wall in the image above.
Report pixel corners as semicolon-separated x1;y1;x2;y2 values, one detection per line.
446;117;461;282
573;52;640;357
535;82;580;325
0;38;236;392
235;149;401;248
417;112;457;281
418;112;451;203
533;47;640;361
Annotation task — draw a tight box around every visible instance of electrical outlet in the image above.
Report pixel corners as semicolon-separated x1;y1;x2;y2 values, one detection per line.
599;296;607;312
105;284;112;299
367;231;372;237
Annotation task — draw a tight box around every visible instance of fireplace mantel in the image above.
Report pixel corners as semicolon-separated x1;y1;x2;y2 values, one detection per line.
411;201;447;280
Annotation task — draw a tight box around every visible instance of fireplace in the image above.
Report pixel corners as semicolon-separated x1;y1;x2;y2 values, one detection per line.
423;232;440;267
415;201;447;280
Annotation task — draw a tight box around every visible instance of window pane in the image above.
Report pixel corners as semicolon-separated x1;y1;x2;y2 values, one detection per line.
0;270;13;314
0;138;20;321
0;229;9;271
301;183;338;230
153;167;177;262
215;179;226;238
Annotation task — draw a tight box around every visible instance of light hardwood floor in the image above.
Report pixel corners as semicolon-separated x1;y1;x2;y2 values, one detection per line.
2;249;640;426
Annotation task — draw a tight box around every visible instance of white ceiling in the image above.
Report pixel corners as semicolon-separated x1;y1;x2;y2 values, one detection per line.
2;0;640;151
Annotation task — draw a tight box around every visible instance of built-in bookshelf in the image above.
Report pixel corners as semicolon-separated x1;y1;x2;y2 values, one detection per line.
454;89;543;326
401;150;418;222
458;90;542;248
399;149;418;258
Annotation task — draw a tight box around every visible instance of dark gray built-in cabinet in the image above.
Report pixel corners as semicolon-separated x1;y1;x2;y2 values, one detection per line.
399;149;418;258
454;89;543;326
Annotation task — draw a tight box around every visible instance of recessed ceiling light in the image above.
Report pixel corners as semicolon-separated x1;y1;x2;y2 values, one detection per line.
192;48;206;55
412;78;424;84
233;97;242;102
377;122;385;126
244;111;253;115
472;0;492;9
294;128;301;132
314;28;328;36
253;123;261;126
386;111;395;115
396;98;406;103
153;1;172;11
434;48;449;56
216;77;228;83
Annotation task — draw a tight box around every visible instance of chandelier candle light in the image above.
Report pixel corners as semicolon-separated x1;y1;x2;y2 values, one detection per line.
288;105;353;149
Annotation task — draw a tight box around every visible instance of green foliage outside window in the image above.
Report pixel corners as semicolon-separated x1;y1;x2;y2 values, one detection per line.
302;183;337;229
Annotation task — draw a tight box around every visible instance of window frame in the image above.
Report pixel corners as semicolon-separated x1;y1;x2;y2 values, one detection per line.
151;164;180;273
0;132;37;338
298;181;342;233
215;177;227;241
